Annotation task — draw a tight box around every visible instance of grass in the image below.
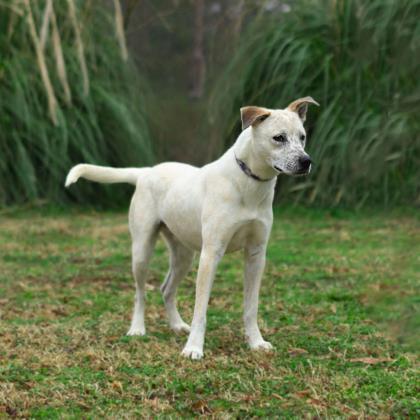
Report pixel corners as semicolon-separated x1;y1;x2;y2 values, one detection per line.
0;206;418;417
0;1;153;206
211;0;420;206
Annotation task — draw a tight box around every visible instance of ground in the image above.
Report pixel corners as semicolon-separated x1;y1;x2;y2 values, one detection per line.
0;206;418;418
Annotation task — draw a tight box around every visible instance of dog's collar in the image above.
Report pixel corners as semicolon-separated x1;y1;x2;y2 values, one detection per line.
234;154;274;182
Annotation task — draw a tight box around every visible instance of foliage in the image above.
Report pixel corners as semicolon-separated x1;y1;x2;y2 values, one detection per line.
211;0;420;207
0;208;418;416
0;1;154;206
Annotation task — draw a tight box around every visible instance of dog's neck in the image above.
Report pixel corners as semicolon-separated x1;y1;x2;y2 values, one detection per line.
232;130;278;181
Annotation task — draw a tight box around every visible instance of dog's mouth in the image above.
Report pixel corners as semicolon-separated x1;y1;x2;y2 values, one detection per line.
294;168;310;176
273;166;311;176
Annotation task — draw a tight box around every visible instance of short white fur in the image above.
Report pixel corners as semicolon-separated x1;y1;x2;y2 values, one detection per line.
65;97;319;360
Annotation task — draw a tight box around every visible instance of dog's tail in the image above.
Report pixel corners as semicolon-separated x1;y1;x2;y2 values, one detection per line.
65;164;142;187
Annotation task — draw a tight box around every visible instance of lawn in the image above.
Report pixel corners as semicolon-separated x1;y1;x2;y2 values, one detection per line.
0;207;418;417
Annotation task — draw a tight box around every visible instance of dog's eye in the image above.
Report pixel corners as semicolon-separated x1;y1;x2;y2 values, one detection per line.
273;134;287;143
300;134;306;142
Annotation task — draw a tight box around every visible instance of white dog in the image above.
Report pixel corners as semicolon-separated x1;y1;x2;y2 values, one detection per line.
65;97;319;359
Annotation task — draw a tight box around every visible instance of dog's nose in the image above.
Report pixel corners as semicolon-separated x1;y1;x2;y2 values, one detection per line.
299;156;312;171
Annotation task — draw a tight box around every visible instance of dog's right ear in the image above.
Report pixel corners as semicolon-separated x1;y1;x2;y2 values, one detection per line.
240;106;271;130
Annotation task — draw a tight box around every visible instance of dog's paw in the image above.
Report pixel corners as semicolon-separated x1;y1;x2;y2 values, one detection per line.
181;346;203;360
171;321;191;334
250;340;274;352
126;327;146;336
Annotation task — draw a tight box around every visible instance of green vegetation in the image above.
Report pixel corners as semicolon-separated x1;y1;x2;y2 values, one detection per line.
2;0;419;209
0;208;418;417
212;0;420;207
0;1;153;206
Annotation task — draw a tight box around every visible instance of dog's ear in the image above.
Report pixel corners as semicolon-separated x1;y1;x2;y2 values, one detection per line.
240;106;271;130
286;96;319;122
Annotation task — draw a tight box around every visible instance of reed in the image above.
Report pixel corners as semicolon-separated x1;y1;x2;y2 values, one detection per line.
0;0;153;206
211;0;420;206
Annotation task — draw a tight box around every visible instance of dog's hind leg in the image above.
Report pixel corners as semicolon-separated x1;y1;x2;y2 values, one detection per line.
126;230;158;336
127;194;159;336
161;227;194;334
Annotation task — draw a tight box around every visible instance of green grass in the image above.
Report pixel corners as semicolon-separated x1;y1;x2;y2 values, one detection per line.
0;207;418;417
0;2;154;206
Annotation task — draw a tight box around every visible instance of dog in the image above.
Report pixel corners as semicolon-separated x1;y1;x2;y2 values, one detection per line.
65;96;319;359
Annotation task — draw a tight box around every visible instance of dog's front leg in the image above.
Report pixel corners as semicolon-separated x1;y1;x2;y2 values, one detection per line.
243;244;273;351
181;245;224;360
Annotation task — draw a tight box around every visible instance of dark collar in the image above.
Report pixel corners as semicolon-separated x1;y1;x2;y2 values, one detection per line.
234;154;274;182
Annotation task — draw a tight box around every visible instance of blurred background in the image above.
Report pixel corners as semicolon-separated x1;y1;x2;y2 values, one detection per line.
1;0;419;208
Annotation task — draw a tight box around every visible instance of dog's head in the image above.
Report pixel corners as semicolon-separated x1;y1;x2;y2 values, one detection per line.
240;97;319;176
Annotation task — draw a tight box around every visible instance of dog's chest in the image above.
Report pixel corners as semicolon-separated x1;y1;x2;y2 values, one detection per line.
224;190;274;252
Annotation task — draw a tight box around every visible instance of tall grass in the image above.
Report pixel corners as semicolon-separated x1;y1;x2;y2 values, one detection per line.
0;1;154;206
211;0;420;207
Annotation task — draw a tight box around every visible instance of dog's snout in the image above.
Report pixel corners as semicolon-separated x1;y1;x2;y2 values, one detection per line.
299;156;312;171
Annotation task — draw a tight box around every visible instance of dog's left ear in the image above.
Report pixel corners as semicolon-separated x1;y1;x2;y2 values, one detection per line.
240;106;271;130
287;96;319;122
